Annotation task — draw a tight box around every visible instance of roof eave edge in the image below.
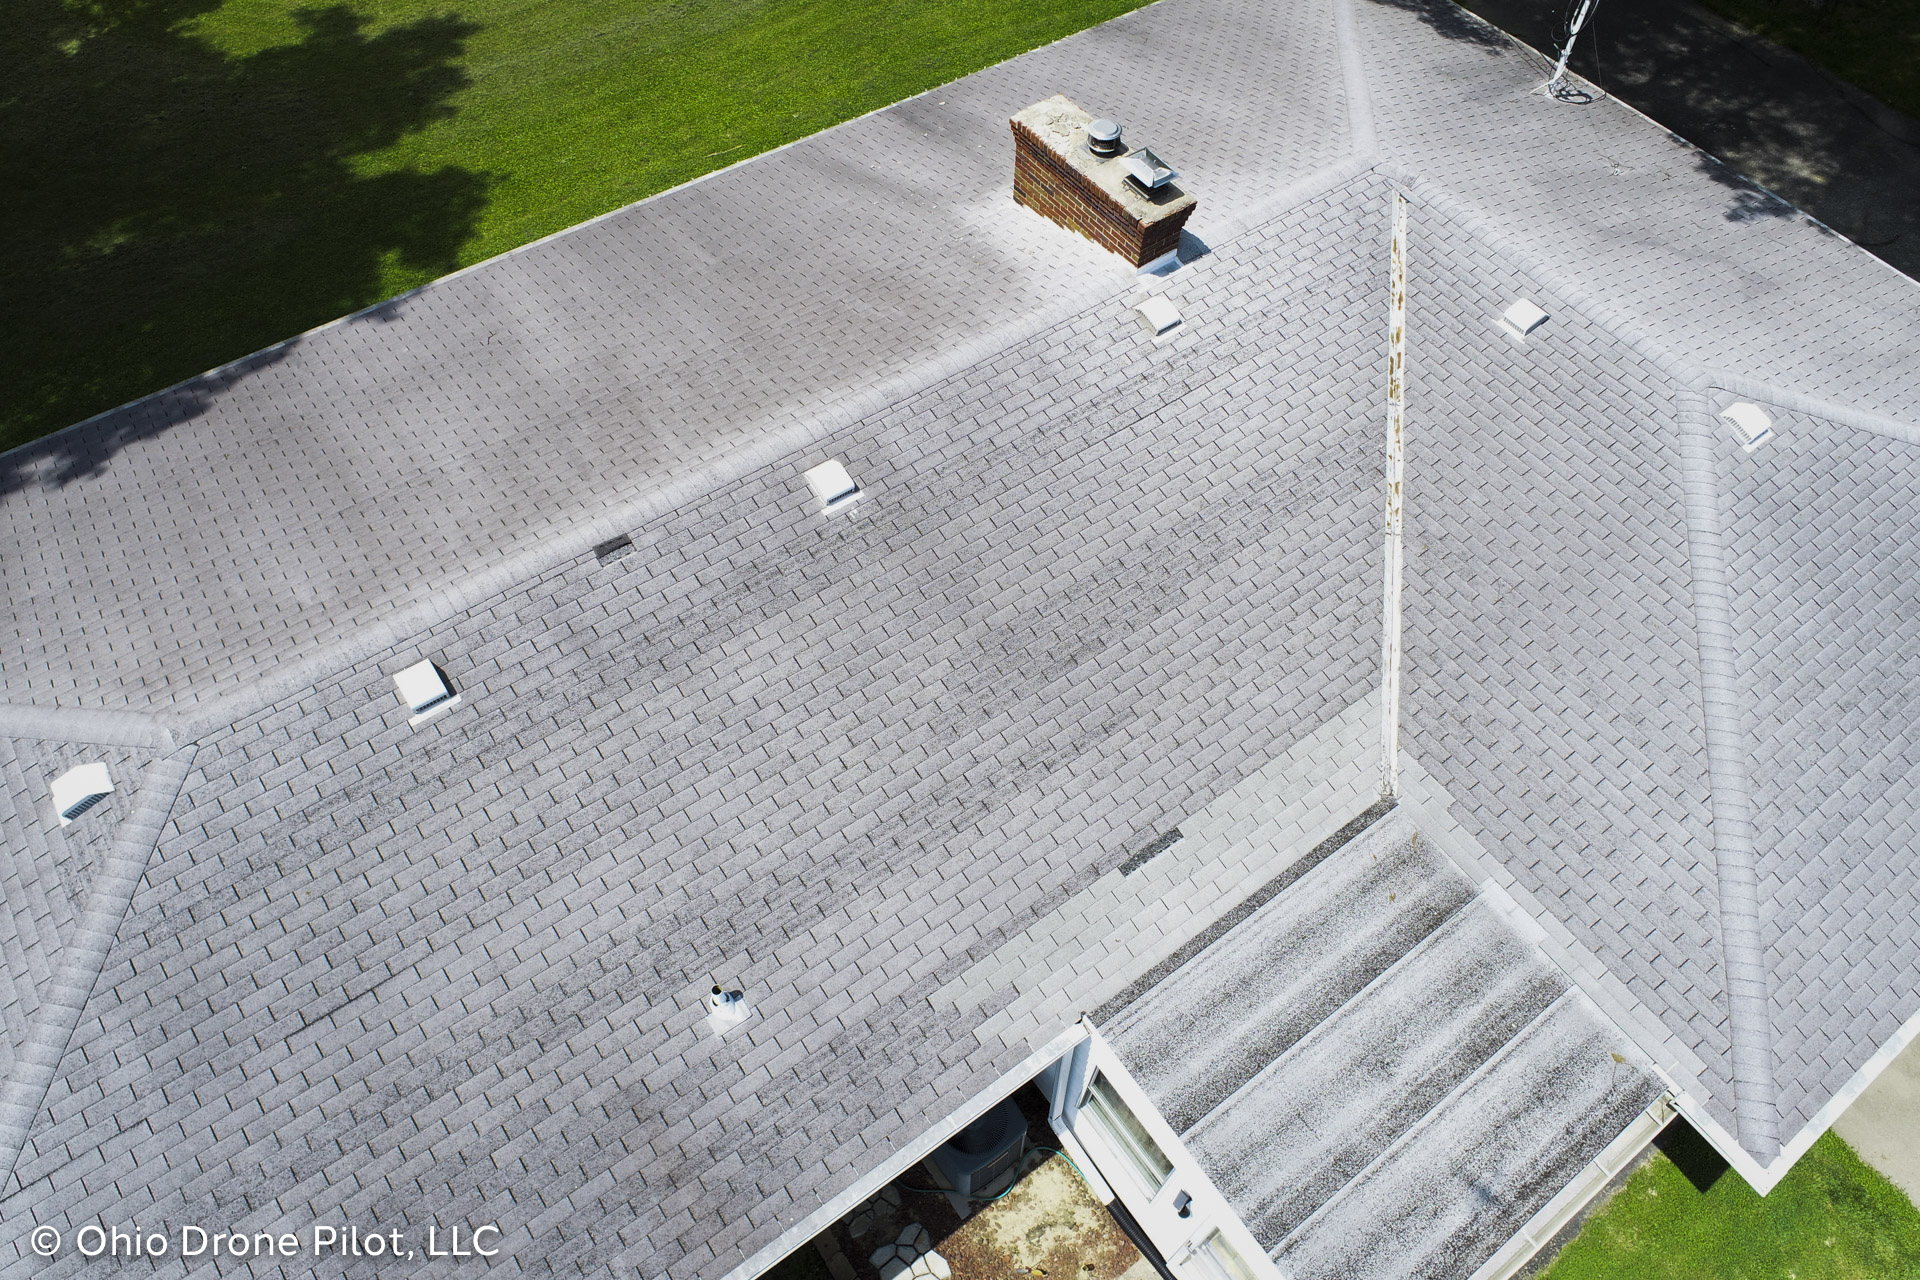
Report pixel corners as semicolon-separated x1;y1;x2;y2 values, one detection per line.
699;1022;1088;1280
1668;990;1919;1203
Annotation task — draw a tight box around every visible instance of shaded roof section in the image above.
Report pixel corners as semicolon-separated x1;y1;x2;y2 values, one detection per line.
1352;0;1920;414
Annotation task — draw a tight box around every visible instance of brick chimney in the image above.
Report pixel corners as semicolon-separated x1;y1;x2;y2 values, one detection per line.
1011;95;1197;267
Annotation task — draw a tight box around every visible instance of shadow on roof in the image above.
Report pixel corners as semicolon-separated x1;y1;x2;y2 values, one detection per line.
1361;0;1511;53
1453;0;1920;273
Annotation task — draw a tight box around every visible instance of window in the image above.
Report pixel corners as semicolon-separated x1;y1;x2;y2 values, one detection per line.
1081;1070;1173;1196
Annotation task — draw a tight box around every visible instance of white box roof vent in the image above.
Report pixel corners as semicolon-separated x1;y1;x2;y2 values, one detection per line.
1720;402;1774;452
51;763;113;826
803;459;861;509
1499;299;1550;341
394;660;461;725
1133;295;1182;336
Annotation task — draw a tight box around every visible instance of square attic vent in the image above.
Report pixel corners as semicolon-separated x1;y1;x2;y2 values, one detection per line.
1499;299;1550;341
1720;402;1774;451
803;459;860;509
51;763;113;825
394;660;461;725
1133;296;1183;336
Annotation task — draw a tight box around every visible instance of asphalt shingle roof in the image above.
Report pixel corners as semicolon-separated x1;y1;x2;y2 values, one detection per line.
1396;200;1738;1137
2;170;1393;1277
1717;402;1920;1139
0;740;155;1083
3;0;1919;1273
0;0;1354;714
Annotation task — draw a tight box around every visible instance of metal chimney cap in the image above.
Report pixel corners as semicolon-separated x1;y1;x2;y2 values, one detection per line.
1122;147;1178;190
1087;118;1124;155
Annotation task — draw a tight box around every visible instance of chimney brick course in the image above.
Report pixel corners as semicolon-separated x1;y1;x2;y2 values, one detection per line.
1010;95;1196;267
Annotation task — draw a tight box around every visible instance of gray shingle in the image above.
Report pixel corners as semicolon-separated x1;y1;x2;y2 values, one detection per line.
4;0;1920;1271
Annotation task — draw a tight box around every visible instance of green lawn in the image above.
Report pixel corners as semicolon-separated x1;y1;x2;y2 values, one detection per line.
2;0;1152;451
1538;1129;1920;1280
1695;0;1920;120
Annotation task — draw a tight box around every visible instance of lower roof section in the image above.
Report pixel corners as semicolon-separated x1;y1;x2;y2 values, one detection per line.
1103;814;1667;1280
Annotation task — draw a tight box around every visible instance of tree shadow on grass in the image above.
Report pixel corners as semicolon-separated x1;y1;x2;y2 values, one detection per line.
0;0;489;484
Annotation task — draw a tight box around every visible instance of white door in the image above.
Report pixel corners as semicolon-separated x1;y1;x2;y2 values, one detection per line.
1056;1029;1279;1280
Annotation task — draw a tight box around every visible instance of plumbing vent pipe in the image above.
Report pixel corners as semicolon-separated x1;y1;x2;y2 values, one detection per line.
51;763;113;826
706;984;752;1036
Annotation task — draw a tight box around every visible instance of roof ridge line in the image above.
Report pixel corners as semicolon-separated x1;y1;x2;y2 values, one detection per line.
0;743;197;1194
1673;381;1781;1162
1674;998;1920;1196
1697;369;1920;445
1374;160;1698;384
1332;0;1379;156
0;702;175;749
142;155;1389;745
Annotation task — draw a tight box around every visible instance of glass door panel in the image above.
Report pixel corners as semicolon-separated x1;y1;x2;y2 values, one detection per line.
1179;1230;1259;1280
1080;1070;1173;1198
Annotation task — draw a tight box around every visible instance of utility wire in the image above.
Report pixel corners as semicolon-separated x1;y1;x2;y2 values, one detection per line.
1546;0;1603;102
